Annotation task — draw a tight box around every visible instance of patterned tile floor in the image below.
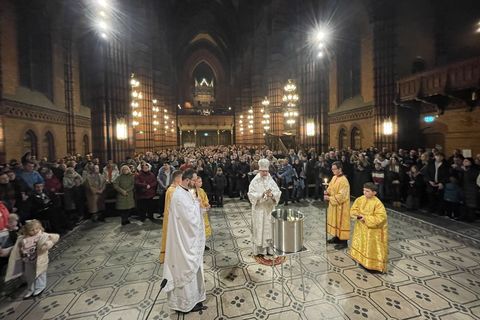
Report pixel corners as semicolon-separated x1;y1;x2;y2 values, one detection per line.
1;198;480;320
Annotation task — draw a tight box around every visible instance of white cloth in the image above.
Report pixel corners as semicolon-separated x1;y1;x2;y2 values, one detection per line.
248;173;281;255
163;186;206;312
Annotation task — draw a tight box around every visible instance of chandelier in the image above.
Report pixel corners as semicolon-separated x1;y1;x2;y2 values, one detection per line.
282;79;299;107
152;99;159;133
282;79;299;127
200;108;212;116
130;74;142;128
261;97;270;132
247;107;254;134
239;114;244;135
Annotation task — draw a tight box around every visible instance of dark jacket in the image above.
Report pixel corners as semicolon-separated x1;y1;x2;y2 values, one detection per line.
425;160;450;186
213;174;227;194
135;171;158;199
461;167;479;208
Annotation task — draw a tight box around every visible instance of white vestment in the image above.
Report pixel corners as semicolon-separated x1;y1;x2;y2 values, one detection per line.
163;186;206;312
248;173;281;255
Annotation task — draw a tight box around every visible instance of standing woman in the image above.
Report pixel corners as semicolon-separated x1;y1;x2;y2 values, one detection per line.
135;163;158;221
114;165;135;225
85;164;106;221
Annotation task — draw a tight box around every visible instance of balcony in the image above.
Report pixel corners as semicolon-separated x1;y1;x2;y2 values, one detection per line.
396;57;480;113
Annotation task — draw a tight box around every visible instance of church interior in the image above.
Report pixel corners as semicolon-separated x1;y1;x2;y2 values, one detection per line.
0;0;480;319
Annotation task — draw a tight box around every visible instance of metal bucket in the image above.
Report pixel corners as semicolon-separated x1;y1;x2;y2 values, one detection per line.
271;209;304;253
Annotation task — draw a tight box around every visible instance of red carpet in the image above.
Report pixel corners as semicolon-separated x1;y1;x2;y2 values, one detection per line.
254;255;286;266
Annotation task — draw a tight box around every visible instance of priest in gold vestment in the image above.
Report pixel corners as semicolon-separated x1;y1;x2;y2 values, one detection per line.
349;182;388;272
325;161;351;249
159;170;183;263
194;176;212;243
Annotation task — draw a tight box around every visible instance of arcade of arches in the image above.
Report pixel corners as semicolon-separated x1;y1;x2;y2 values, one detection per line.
0;0;479;163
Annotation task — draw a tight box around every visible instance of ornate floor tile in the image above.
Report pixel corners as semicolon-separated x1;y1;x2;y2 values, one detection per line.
397;283;450;312
90;267;126;287
125;262;156;281
317;272;355;296
425;278;478;304
285;276;325;302
449;272;480;294
393;259;435;278
266;310;301;319
406;238;446;252
20;293;75;320
338;296;387;319
2;199;480;320
255;282;292;310
370;289;421;319
220;288;256;318
217;267;248;288
69;287;114;315
304;303;344;319
50;271;93;292
436;251;479;269
343;269;383;290
414;254;458;273
111;282;149;307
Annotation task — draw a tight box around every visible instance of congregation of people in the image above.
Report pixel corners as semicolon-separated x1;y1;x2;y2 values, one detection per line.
0;145;479;308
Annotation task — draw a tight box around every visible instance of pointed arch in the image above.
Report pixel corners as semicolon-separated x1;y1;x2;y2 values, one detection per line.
43;131;55;160
23;130;38;157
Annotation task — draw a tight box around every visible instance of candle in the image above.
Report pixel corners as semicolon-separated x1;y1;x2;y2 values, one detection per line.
324;178;328;185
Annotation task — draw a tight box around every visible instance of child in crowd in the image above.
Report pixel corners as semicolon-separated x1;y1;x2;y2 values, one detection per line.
371;162;385;200
5;220;59;298
349;182;388;273
213;168;227;207
443;176;463;220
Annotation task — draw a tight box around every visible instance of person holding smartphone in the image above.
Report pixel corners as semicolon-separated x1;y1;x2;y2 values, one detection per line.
349;182;388;273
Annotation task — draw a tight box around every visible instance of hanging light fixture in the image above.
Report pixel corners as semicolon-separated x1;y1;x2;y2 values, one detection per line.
130;74;141;128
152;98;160;133
247;107;254;134
282;79;299;128
261;97;270;132
239;114;244;135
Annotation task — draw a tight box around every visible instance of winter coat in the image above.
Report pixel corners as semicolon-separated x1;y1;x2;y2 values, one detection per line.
213;174;227;194
461;167;480;208
85;173;106;213
113;174;135;210
135;171;158;200
5;232;59;281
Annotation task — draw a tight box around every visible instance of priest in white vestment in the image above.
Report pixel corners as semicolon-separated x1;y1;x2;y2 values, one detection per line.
163;169;206;313
248;158;281;256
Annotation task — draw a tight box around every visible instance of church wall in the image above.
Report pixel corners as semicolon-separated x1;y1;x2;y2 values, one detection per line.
329;117;374;150
0;0;19;96
0;0;91;161
3;118;67;161
420;107;480;156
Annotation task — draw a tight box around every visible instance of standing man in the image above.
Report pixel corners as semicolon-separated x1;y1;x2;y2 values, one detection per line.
248;159;281;256
159;170;183;264
324;161;351;250
163;169;206;313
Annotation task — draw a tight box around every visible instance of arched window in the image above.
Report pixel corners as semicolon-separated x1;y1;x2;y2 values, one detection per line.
43;131;55;161
23;130;38;157
351;127;362;150
83;135;90;155
339;128;347;150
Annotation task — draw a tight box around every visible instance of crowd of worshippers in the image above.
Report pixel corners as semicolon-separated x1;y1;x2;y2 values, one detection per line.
0;146;478;235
